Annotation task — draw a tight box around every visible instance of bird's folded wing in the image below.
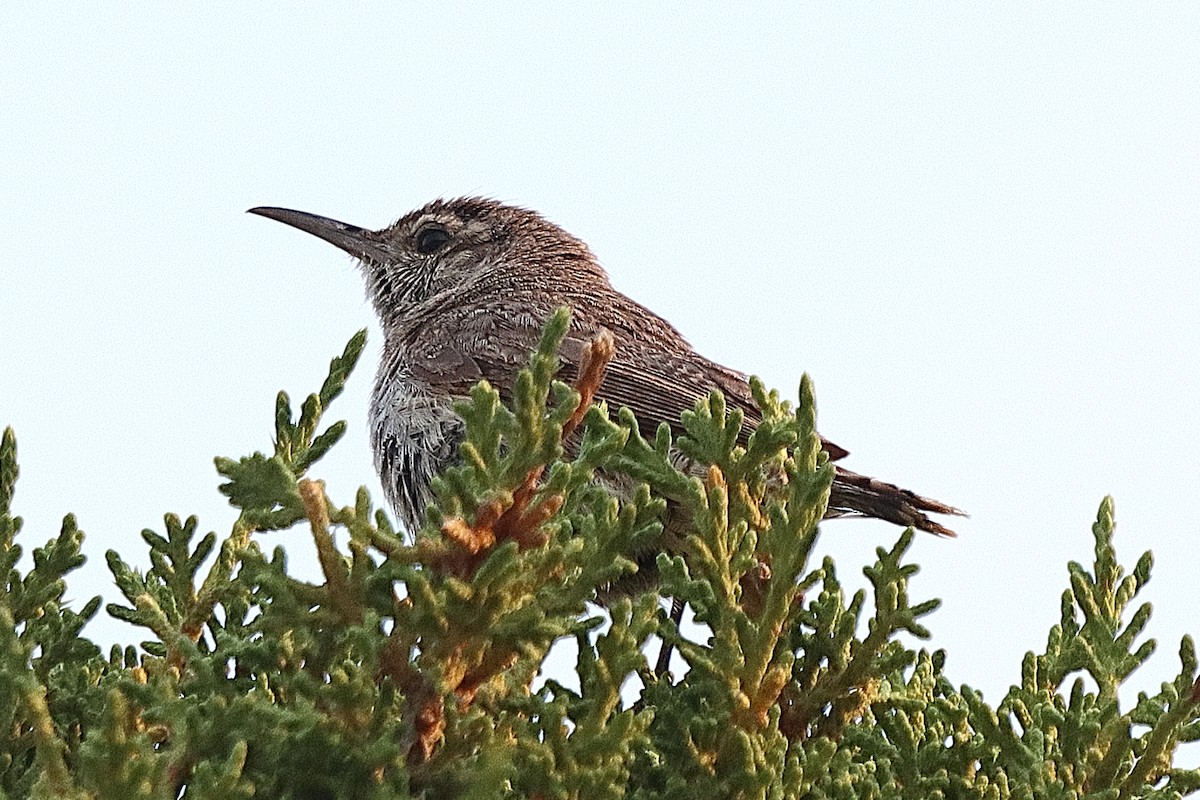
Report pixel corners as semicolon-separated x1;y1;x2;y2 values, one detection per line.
405;314;849;461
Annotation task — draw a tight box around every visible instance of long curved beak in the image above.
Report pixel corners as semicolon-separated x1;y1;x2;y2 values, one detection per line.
247;207;391;265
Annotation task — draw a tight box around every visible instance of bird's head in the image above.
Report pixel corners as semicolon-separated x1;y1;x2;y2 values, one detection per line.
249;197;598;328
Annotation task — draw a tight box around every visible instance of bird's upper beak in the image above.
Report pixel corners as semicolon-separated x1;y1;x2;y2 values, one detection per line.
247;207;392;265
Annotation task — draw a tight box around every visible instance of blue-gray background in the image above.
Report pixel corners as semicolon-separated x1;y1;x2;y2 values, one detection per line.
3;5;1197;711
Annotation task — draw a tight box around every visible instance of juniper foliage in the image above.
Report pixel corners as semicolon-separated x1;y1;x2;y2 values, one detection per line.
2;310;1198;799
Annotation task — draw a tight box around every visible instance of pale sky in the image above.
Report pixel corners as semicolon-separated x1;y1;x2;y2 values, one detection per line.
3;5;1198;712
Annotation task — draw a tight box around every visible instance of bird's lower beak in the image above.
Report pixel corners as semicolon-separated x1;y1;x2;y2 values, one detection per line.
247;206;391;266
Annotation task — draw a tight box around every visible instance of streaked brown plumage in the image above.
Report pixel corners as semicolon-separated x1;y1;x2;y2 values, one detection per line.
249;198;963;548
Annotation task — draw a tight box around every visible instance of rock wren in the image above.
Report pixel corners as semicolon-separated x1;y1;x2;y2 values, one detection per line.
249;198;962;542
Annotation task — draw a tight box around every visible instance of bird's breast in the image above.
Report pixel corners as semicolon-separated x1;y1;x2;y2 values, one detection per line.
369;369;465;534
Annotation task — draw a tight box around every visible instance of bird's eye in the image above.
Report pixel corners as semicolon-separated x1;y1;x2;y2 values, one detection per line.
415;224;451;254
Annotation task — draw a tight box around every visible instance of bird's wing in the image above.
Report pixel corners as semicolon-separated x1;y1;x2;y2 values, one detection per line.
404;307;850;460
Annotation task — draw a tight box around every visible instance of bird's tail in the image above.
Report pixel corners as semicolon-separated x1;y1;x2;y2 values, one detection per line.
828;467;965;537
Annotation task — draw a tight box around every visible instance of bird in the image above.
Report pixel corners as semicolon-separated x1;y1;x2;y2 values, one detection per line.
248;198;963;550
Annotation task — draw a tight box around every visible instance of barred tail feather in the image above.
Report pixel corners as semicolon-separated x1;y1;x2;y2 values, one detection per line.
828;467;965;537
